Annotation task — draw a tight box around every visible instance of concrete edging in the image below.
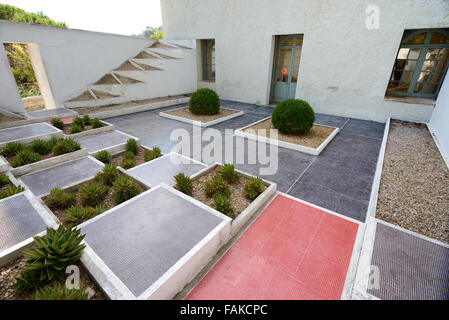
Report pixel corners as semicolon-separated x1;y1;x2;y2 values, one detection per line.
0;155;10;173
190;162;277;236
10;148;89;177
159;107;245;128
63;120;115;139
234;116;339;156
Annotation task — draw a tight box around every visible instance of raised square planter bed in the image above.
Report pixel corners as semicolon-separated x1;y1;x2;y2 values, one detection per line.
75;130;141;155
105;145;163;170
234;116;339;156
189;163;277;236
159;106;244;127
0;122;63;149
78;184;231;299
56;120;115;139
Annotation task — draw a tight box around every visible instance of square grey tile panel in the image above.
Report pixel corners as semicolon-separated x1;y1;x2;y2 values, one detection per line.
75;130;132;154
27;108;76;119
127;153;206;187
0;193;47;252
82;187;225;297
0;122;59;144
368;223;449;300
20;157;104;197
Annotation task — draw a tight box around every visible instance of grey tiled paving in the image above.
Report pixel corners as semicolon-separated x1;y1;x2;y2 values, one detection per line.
0;122;59;144
368;223;449;300
20;157;104;197
75;130;132;154
0;193;47;252
27;108;76;119
82;187;225;297
127;153;206;187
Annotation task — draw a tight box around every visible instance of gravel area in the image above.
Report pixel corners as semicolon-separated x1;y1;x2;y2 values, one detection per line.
111;146;151;168
0;256;105;300
165;107;240;123
242;117;335;149
376;120;449;244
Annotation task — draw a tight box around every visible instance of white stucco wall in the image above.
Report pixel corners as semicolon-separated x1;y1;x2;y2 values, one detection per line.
429;73;449;163
162;0;449;122
0;21;196;113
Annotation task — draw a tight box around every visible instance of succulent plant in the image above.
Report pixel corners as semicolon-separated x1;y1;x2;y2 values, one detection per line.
126;139;138;155
219;164;239;184
244;177;264;200
0;185;25;199
33;283;88;300
11;149;41;167
144;147;162;162
95;164;119;186
70;123;83;134
213;193;235;218
121;158;136;169
72;117;85;128
50;118;64;130
1;142;24;157
91;118;104;129
95;150;111;164
22;225;86;282
82;115;92;126
205;174;230;198
0;173;10;187
52;138;81;156
45;188;76;209
30;139;53;155
79;182;109;206
174;173;193;195
112;176;140;204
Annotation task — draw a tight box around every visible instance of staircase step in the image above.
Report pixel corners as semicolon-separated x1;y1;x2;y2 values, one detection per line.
95;73;120;85
91;89;120;100
112;72;145;84
146;47;183;59
89;84;123;96
131;58;165;70
114;60;141;71
68;90;96;102
133;50;160;59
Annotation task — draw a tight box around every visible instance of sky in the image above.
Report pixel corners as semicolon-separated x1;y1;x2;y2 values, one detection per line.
2;0;162;36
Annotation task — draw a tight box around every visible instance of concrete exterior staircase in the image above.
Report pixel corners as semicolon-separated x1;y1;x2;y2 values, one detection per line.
64;40;189;109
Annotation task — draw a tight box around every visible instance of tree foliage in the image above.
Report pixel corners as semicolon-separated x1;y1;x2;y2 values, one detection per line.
135;26;163;39
0;4;68;28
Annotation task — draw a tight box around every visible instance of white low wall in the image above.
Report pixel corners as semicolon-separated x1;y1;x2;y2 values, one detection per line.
162;0;449;123
429;74;449;164
0;21;196;113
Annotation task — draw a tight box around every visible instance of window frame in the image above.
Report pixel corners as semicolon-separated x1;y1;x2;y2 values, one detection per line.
386;28;449;100
201;39;215;81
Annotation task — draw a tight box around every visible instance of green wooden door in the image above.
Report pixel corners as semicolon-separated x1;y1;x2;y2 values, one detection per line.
271;35;303;103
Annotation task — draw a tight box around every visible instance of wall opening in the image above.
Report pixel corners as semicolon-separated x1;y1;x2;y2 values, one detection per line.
2;42;56;112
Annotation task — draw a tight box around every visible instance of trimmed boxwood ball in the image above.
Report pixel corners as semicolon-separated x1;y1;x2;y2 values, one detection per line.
189;88;220;115
272;99;315;135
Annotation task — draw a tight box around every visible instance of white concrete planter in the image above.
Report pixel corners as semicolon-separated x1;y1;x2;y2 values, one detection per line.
234;116;339;156
0;155;9;173
190;163;277;236
63;120;115;139
159;107;244;127
85;97;190;119
10;148;88;177
0;122;64;149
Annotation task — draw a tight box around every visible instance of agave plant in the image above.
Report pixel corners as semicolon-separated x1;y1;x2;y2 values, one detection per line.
34;283;88;300
23;225;86;282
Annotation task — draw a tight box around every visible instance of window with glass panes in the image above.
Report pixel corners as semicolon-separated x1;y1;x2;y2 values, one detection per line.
387;29;449;99
201;39;215;81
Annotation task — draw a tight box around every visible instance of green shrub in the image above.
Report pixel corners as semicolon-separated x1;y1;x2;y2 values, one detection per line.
50;118;64;130
66;205;107;223
174;173;193;195
1;142;24;157
21;225;86;283
0;185;25;199
45;188;76;209
272;99;315;135
0;173;10;187
214;193;235;218
70;123;83;134
30;139;53;155
144;147;162;162
72;117;85;128
52;138;81;156
126;139;138;155
244;177;264;200
219;164;239;184
189;88;220;115
205;174;230;198
82;115;92;126
91;118;104;129
121;158;136;169
11;149;41;167
13;269;43;293
95;164;119;186
112;176;140;204
95;150;111;164
124;151;135;160
79;182;108;207
34;283;88;300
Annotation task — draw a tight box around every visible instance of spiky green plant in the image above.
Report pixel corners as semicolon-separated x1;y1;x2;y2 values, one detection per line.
205;174;230;198
33;283;88;300
0;185;25;199
52;138;81;156
70;123;83;134
126;139;138;155
244;177;264;200
72;117;85;128
79;182;108;206
112;176;140;204
30;139;53;155
22;225;86;283
174;173;193;195
95;164;119;186
50;118;64;130
11;149;41;167
13;269;43;293
82;115;92;126
0;173;10;187
45;188;76;209
91;118;104;129
219;164;239;184
65;206;87;222
144;147;162;162
121;158;136;169
1;141;24;157
95;150;111;164
214;193;235;218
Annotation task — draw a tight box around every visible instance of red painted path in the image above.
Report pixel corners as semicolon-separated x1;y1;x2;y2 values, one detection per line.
187;194;359;300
